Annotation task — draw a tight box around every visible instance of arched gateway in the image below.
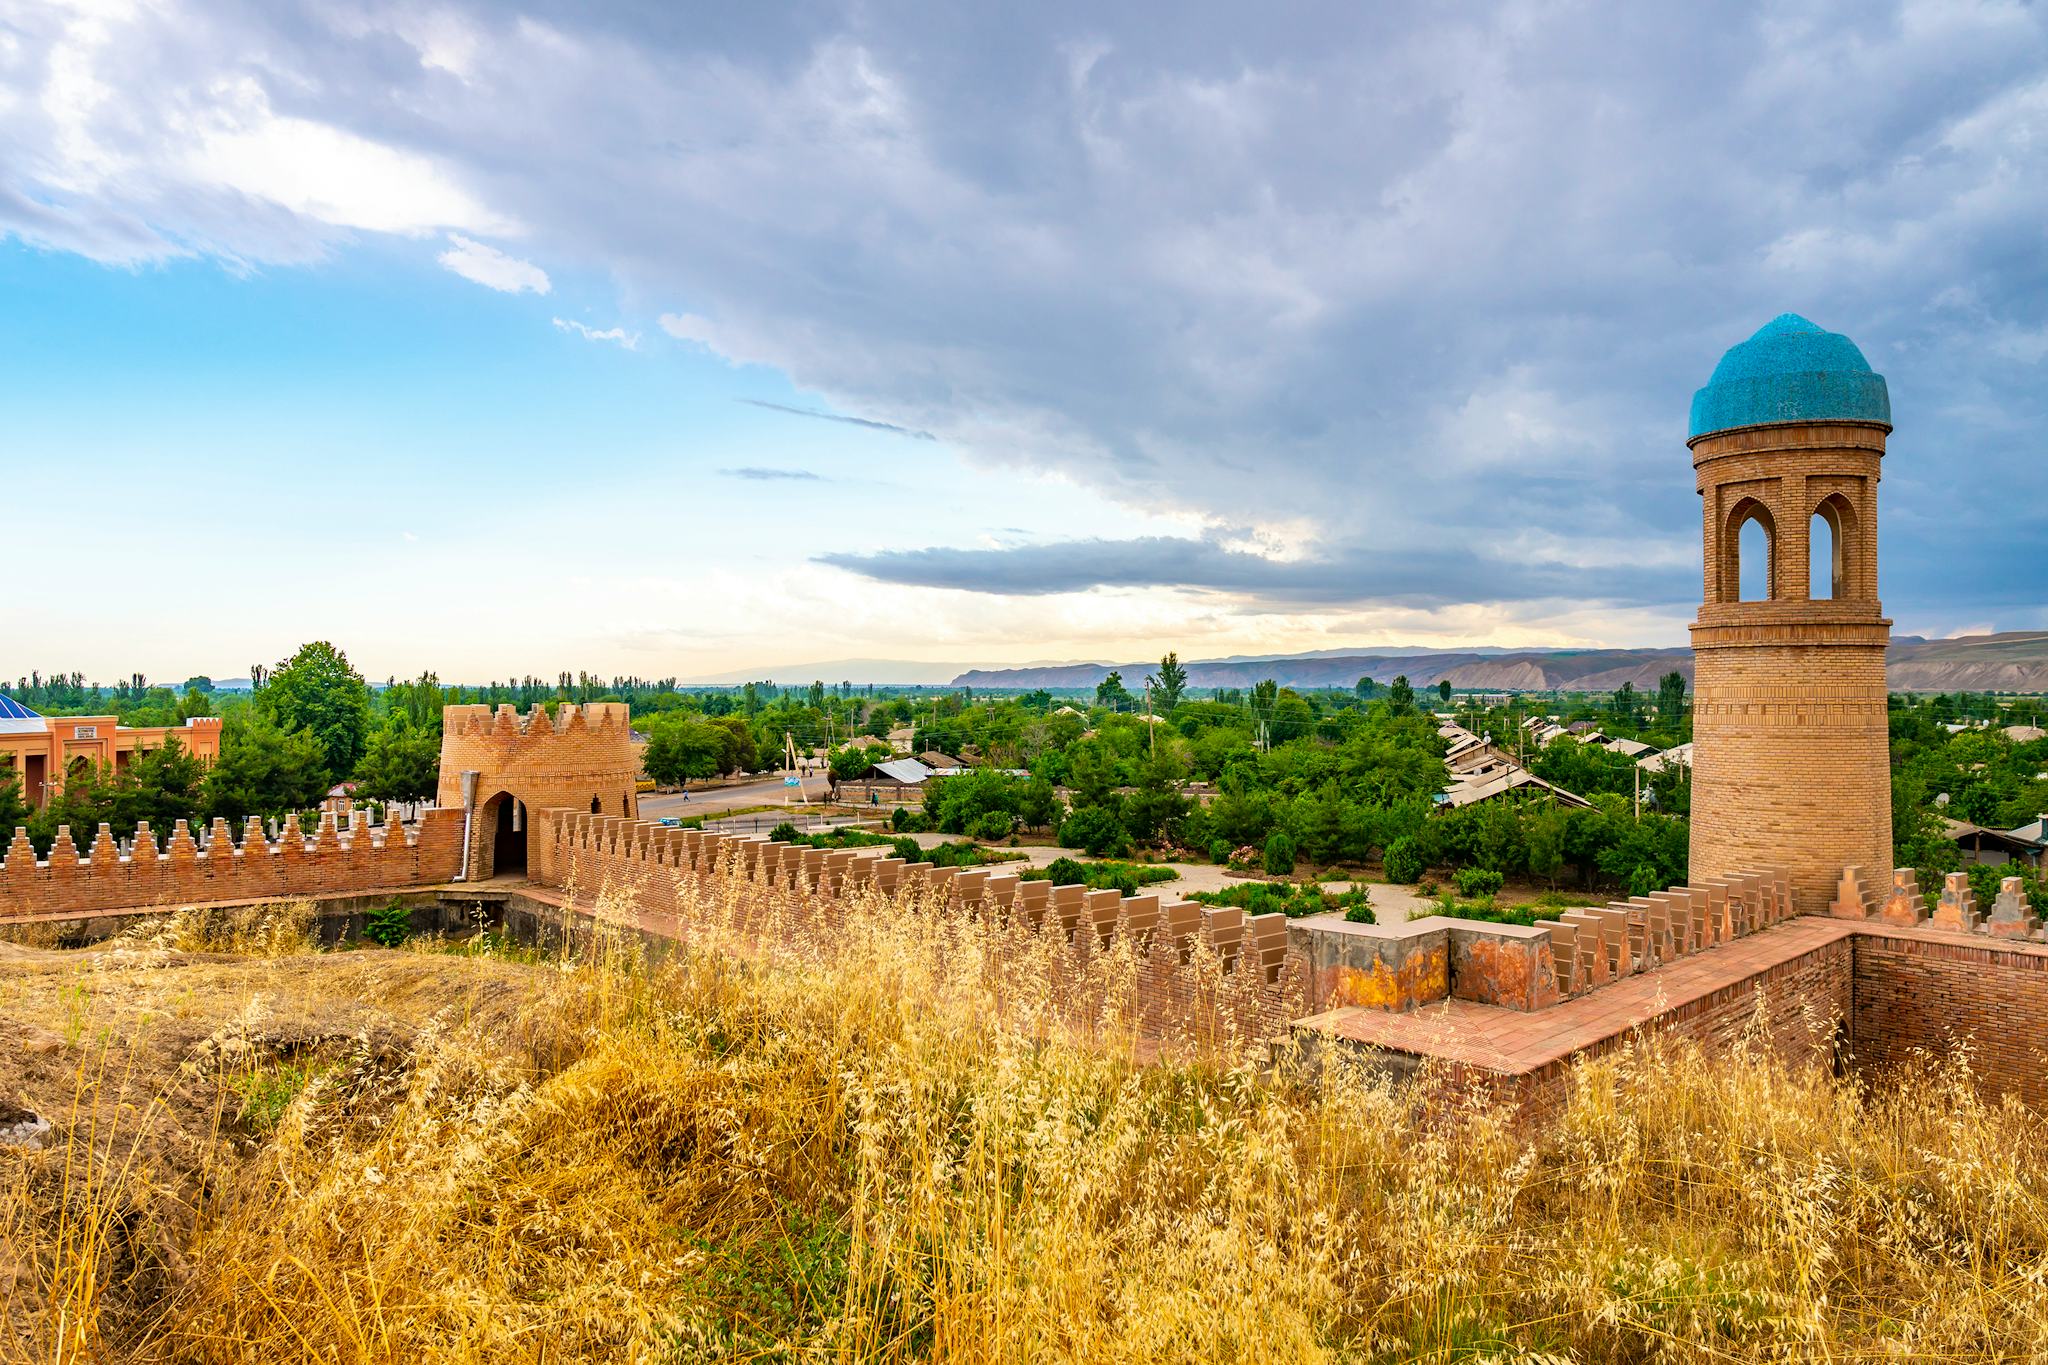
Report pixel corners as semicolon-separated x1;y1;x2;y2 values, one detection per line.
436;703;639;881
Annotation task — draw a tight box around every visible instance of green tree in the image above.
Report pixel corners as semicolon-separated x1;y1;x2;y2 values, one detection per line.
643;716;727;788
118;738;207;834
354;719;441;802
0;767;33;836
263;641;372;784
710;715;759;774
1387;676;1415;713
1150;652;1189;713
1355;676;1381;699
826;740;890;784
1437;679;1453;703
1058;804;1132;858
204;708;330;823
1526;805;1568;889
1657;671;1687;725
1095;670;1135;711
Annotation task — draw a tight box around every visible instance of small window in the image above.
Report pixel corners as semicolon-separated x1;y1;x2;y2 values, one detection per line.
1738;515;1772;601
1810;512;1837;600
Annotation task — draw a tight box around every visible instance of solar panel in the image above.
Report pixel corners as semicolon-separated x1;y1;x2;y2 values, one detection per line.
0;695;40;720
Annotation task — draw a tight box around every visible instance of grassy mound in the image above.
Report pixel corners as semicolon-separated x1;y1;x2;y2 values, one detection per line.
3;893;2046;1361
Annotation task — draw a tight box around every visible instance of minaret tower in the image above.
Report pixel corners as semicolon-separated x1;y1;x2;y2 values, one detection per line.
1687;314;1893;913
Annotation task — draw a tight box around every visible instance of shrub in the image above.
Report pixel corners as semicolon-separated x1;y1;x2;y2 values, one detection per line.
1262;832;1296;876
1059;806;1132;859
923;841;1025;869
770;821;801;844
1383;836;1426;884
967;810;1016;842
1453;867;1504;899
1444;900;1545;927
363;902;413;948
1040;856;1088;887
232;1062;322;1136
1189;880;1372;920
889;836;922;863
1022;858;1172;895
889;806;927;834
1208;838;1232;865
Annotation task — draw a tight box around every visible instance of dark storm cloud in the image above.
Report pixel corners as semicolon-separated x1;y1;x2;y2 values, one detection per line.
4;0;2045;625
821;534;1690;608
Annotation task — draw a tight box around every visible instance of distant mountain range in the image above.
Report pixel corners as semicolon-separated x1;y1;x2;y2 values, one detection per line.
949;632;2048;694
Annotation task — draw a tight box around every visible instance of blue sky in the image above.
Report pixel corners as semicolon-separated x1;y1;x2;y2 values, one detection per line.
2;0;2045;684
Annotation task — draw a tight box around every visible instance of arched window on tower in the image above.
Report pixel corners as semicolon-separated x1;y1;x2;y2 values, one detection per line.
1810;512;1836;600
1810;493;1857;601
1725;499;1775;602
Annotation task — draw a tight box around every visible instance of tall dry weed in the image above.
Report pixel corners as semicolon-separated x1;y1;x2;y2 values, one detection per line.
5;876;2048;1362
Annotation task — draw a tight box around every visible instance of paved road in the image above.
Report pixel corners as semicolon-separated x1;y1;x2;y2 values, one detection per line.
639;775;832;819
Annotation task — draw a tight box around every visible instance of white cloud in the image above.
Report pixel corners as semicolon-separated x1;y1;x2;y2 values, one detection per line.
184;82;512;236
438;235;550;294
3;0;2046;639
552;316;638;348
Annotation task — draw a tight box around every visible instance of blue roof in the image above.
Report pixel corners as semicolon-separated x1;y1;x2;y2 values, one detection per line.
0;694;40;721
1689;313;1891;439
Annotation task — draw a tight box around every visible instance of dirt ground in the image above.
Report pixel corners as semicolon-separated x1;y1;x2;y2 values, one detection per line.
0;907;558;1361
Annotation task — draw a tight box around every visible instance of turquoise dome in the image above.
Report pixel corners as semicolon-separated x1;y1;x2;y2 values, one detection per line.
1688;313;1891;439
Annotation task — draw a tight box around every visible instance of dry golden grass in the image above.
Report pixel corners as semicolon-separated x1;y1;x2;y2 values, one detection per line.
2;886;2047;1363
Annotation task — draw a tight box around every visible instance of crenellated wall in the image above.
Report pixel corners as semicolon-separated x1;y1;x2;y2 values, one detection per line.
438;703;640;879
530;808;1308;1054
0;807;463;920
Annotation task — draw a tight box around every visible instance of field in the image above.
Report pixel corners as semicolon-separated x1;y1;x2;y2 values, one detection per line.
3;890;2047;1363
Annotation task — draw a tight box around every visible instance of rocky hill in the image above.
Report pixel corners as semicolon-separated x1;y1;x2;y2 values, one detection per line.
951;632;2048;693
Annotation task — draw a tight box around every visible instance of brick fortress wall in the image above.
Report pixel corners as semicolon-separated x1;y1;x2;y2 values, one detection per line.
530;807;1307;1058
437;703;640;880
0;807;463;920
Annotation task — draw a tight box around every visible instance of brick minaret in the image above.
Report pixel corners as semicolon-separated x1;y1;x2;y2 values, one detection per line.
1687;314;1893;913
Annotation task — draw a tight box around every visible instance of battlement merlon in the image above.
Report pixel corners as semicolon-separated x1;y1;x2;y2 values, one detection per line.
436;703;640;875
440;702;630;738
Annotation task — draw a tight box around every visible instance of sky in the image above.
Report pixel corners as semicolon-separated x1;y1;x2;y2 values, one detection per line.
1;0;2045;686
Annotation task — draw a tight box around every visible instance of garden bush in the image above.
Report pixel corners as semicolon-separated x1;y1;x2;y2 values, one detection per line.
1189;881;1372;921
1453;867;1504;899
1022;857;1176;895
1058;805;1132;859
967;810;1016;842
1382;836;1426;884
1262;832;1296;876
363;902;413;948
